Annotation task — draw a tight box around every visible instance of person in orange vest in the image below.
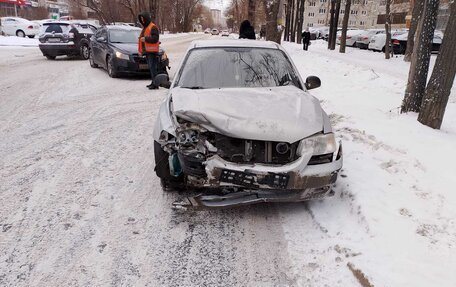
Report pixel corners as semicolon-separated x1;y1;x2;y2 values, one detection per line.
138;12;160;90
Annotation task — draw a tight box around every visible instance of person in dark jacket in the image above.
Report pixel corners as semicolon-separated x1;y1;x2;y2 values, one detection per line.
239;20;256;40
138;12;160;89
302;28;311;51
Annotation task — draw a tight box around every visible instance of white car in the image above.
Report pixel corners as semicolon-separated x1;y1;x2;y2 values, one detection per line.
152;39;343;208
355;29;385;49
368;30;408;52
221;30;230;37
336;29;364;47
0;17;40;38
211;28;219;35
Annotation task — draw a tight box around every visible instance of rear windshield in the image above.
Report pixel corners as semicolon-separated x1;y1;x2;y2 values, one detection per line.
41;23;70;34
109;29;140;43
176;47;302;89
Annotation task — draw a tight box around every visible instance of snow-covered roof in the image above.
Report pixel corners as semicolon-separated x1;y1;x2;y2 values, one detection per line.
191;39;280;49
104;25;141;31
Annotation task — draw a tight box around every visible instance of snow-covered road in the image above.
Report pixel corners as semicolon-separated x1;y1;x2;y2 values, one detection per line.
1;35;455;287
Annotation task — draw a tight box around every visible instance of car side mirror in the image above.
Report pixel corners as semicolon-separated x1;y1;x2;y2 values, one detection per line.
305;76;321;90
154;74;171;89
96;36;106;42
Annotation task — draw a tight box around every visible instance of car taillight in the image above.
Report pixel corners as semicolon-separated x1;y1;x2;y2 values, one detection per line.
28;25;33;29
393;39;400;45
363;36;369;40
347;36;351;39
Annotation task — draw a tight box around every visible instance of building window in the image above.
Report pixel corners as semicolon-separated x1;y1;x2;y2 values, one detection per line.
359;21;365;25
362;11;367;15
309;2;316;6
351;10;358;15
320;0;327;3
340;9;345;14
307;23;314;27
319;8;326;13
308;12;315;17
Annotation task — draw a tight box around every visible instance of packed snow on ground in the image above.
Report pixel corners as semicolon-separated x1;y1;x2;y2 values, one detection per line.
0;35;39;47
281;39;456;287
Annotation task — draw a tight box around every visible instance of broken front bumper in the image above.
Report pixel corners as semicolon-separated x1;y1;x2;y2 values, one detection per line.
176;144;343;208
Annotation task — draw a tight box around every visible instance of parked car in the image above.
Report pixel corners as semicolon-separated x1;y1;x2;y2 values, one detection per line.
152;39;343;208
204;28;211;34
0;17;40;38
355;29;385;49
336;29;364;47
368;30;408;52
392;31;443;54
89;25;169;78
211;28;219;35
221;30;230;37
310;26;329;40
38;22;94;60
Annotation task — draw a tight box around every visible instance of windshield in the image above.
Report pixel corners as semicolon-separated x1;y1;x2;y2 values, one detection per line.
109;29;140;43
176;48;302;89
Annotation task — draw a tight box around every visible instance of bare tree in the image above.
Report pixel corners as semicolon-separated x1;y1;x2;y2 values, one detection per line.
401;0;440;113
417;1;456;129
263;0;282;43
284;0;292;41
290;0;296;42
384;0;392;59
329;0;341;50
339;0;351;53
403;0;426;62
328;0;336;49
248;0;256;28
296;0;305;44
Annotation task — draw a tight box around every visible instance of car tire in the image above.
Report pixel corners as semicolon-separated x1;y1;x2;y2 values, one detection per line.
89;50;98;68
80;44;90;60
45;55;56;60
28;35;35;39
106;55;118;78
154;141;184;191
16;30;25;37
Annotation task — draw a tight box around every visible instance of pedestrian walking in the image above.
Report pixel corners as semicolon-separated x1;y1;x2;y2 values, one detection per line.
302;28;311;51
239;20;256;40
138;12;160;90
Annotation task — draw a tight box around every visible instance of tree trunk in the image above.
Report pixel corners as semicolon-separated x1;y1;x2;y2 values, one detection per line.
296;0;305;44
290;0;296;42
328;0;336;49
417;1;456;129
339;0;351;53
248;0;256;28
264;0;282;44
294;0;300;42
384;0;391;59
404;0;426;62
284;0;291;41
329;0;341;50
401;0;440;113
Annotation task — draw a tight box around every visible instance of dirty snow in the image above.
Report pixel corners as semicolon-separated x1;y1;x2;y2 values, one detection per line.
0;35;39;47
0;35;455;287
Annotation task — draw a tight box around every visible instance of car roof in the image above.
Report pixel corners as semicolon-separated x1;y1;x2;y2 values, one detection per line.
191;39;280;49
104;25;141;31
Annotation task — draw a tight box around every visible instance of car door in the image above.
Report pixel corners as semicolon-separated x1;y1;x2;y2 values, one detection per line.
91;29;105;65
97;29;109;69
3;18;17;35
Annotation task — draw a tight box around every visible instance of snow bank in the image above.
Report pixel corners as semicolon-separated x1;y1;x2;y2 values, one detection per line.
283;40;456;287
160;33;189;39
0;35;39;47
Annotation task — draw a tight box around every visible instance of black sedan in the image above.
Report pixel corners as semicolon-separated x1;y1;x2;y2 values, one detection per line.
89;25;169;78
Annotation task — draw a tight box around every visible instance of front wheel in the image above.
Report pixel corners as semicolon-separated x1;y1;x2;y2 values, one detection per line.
28;35;35;39
80;44;90;60
45;55;56;60
89;50;98;68
154;141;184;191
106;55;118;78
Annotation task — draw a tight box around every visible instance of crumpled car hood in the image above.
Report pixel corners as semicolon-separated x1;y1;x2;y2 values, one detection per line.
171;86;324;143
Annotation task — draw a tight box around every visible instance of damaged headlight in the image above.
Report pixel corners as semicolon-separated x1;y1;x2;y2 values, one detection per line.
298;133;337;157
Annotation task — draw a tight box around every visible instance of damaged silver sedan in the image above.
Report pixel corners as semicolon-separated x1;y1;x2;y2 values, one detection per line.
153;40;343;208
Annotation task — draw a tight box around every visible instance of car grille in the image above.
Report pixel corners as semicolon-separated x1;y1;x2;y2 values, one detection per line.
131;53;147;64
207;133;300;164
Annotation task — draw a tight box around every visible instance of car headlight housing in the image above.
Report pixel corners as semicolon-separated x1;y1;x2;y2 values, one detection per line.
115;51;130;60
298;133;337;157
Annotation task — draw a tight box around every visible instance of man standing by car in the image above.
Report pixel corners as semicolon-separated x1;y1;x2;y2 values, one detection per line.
302;28;311;51
138;12;160;90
